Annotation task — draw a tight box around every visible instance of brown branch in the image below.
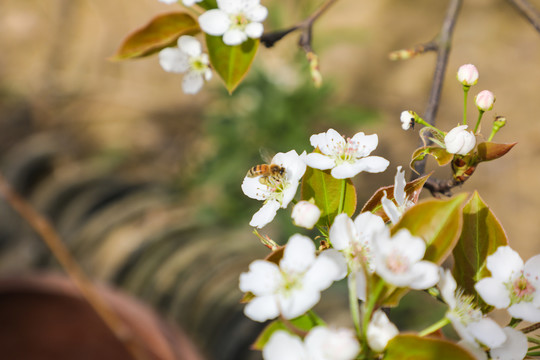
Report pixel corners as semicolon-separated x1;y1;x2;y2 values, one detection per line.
0;173;151;360
506;0;540;34
408;0;462;190
520;322;540;334
260;0;339;48
389;41;438;60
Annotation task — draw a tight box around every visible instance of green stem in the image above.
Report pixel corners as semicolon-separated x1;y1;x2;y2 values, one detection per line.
473;110;484;133
418;316;450;337
415;117;446;137
337;179;346;215
463;85;470;125
348;273;362;337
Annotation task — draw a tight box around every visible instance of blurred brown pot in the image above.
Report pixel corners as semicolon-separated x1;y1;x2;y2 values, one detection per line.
0;273;204;360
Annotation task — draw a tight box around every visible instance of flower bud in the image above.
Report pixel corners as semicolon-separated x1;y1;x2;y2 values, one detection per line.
291;201;321;229
400;110;415;130
367;310;399;352
475;90;495;111
457;64;479;86
444;125;476;155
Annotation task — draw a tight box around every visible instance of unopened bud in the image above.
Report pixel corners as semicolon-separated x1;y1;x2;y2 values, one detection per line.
475;90;495;111
367;310;399;352
306;52;322;88
457;64;479;86
444;125;476;155
291;200;321;229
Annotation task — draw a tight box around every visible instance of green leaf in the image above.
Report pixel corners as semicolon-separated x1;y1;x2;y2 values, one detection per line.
206;35;259;93
410;146;453;172
252;313;324;350
361;173;431;222
198;0;218;9
392;193;469;264
110;12;199;61
476;142;517;162
383;194;468;306
383;334;476;360
452;191;508;311
301;167;356;227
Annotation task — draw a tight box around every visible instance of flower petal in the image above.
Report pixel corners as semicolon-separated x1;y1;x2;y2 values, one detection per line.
486;246;524;281
524;254;540;288
245;22;264;38
263;331;306;360
490;327;528;360
311;129;345;156
158;47;189;73
305;152;335;171
249;200;280;228
474;277;510;308
246;4;268;22
305;327;359;360
199;9;230;36
331;163;362;179
329;213;356;251
273;150;306;181
223;28;247;45
409;260;440;289
466;317;506;348
350;132;378;157
281;234;316;274
393;166;406;206
508;302;540;322
241;176;269;200
351;271;367;301
182;71;204;94
244;294;279;322
278;288;320;320
351;156;390;174
239;260;281;295
381;191;401;224
304;250;345;290
438;269;457;309
177;35;201;57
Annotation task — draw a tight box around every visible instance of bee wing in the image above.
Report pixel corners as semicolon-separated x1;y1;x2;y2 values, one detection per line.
259;147;275;164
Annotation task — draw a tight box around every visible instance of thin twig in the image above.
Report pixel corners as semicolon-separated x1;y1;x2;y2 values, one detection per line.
260;0;339;48
521;322;540;334
506;0;540;34
411;0;463;181
0;172;150;360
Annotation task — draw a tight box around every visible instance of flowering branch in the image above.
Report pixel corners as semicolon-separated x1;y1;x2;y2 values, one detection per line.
506;0;540;34
0;173;150;360
414;0;462;176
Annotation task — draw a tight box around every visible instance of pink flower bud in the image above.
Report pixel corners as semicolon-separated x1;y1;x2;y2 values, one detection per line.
475;90;495;111
444;125;476;155
291;201;321;229
457;64;479;86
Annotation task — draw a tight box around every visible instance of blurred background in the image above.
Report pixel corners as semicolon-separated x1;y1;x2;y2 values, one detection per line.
0;0;539;359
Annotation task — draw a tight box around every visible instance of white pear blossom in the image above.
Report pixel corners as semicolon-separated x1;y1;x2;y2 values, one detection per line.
373;229;439;289
292;200;321;229
198;0;268;46
444;125;476;155
400;110;415;130
158;0;203;5
367;310;399;352
263;327;360;360
439;269;507;348
489;327;527;360
381;166;416;224
457;64;479;86
239;234;346;322
474;246;540;322
158;35;212;94
305;128;390;179
242;150;306;228
329;212;386;300
159;0;178;3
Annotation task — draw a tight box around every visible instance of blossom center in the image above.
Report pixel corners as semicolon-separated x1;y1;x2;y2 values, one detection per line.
452;290;481;324
385;252;409;274
230;13;249;30
280;270;303;296
508;273;536;303
333;137;365;165
347;240;373;273
189;57;208;73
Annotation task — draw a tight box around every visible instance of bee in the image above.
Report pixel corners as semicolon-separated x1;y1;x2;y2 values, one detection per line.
247;163;286;187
